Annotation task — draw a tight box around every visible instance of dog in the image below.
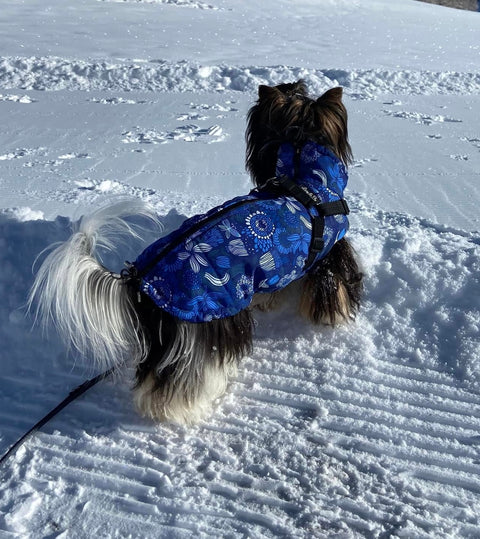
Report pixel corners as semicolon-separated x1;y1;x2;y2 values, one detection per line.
29;80;363;425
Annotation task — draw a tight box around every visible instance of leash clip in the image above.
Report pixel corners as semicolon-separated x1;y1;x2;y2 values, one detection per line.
119;262;142;303
120;261;137;281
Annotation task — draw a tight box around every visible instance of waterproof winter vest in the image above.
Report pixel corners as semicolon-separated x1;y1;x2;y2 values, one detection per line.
132;141;350;322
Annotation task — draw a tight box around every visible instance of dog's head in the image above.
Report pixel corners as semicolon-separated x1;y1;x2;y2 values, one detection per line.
246;80;352;187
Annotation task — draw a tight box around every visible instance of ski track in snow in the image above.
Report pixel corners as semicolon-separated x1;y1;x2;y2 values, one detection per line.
1;0;480;536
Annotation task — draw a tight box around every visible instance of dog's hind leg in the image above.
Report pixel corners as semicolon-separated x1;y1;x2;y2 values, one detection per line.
133;310;253;424
300;238;363;326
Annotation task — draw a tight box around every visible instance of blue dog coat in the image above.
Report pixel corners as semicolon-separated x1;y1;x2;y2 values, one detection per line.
132;141;350;322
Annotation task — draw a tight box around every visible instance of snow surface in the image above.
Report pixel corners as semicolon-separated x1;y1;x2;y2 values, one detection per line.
0;0;479;537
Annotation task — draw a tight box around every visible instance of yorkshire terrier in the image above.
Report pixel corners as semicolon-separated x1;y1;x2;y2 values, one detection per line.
29;80;363;424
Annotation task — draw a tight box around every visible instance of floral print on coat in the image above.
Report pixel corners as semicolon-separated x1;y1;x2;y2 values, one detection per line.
133;142;349;322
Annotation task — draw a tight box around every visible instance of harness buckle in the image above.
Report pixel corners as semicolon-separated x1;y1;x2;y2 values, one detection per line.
340;198;350;215
311;237;324;253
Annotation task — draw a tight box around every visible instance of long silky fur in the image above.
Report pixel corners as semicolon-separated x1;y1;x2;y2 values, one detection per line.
29;80;362;426
246;80;353;187
133;297;253;424
28;200;159;370
299;238;363;325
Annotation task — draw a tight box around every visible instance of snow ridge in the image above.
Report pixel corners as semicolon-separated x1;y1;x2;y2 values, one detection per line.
98;0;221;9
1;57;480;95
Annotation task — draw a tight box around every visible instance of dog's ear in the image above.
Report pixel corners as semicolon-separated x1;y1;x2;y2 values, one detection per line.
258;85;281;100
318;87;343;104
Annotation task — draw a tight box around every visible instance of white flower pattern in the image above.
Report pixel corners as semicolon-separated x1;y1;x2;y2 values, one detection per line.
137;142;349;322
177;240;212;273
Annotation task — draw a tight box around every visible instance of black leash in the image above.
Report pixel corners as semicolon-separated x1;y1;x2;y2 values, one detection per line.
0;367;115;468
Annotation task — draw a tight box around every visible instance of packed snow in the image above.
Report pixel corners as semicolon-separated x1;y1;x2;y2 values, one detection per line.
0;0;479;537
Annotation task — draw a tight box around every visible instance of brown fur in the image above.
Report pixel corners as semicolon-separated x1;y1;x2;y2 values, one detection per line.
246;80;353;188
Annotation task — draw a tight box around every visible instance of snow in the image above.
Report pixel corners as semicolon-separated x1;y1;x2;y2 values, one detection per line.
0;0;479;537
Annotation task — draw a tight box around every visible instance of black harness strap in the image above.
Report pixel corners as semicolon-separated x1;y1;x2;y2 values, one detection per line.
259;174;349;270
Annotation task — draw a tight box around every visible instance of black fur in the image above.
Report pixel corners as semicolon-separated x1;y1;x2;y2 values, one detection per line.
246;80;353;187
301;238;363;325
133;287;253;392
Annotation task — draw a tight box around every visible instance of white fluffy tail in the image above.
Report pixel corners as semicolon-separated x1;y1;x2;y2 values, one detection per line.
29;200;159;370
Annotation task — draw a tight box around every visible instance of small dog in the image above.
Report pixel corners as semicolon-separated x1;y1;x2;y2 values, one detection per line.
29;81;362;424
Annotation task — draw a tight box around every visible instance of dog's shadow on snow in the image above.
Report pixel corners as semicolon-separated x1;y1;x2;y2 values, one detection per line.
0;211;180;456
0;208;295;455
0;208;327;454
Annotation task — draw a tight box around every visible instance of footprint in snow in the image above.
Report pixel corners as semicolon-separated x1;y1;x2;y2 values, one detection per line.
89;97;148;105
176;112;209;121
189;102;239;115
461;136;480;150
74;179;156;198
58;153;91;160
0;93;36;104
122;124;226;145
383;109;462;125
352;157;379;168
383;99;402;106
0;148;42;161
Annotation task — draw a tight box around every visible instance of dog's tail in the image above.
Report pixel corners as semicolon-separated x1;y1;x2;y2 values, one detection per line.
28;200;158;370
